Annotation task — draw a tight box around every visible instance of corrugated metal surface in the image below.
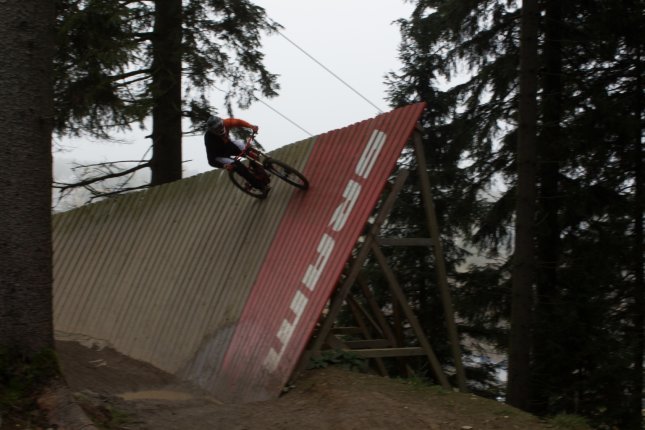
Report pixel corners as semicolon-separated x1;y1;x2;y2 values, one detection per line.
53;103;426;401
213;102;427;402
53;138;317;388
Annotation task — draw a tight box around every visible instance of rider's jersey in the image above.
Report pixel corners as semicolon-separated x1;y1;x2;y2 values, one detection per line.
204;118;254;167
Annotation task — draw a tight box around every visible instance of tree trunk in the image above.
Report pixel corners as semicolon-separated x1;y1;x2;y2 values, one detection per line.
531;0;562;415
0;0;55;356
0;3;97;428
507;0;539;411
628;42;644;430
150;0;183;186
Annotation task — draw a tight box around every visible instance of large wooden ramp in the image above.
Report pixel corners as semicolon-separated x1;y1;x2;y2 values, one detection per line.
53;103;426;403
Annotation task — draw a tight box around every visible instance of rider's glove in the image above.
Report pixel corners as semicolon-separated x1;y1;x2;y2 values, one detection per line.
251;125;259;133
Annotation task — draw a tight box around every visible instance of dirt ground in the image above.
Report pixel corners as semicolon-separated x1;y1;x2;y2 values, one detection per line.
55;340;553;430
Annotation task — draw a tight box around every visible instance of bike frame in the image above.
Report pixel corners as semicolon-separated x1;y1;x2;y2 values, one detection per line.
234;133;266;166
228;132;309;198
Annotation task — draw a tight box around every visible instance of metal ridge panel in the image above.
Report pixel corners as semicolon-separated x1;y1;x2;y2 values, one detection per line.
53;138;317;386
213;102;427;402
52;103;426;401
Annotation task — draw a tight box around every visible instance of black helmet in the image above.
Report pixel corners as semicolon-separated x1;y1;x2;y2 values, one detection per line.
206;115;225;136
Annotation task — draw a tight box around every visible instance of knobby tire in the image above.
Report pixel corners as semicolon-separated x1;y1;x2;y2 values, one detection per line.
228;168;269;199
263;158;309;190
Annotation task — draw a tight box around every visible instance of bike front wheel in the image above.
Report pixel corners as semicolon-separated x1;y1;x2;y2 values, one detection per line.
228;169;269;199
263;158;309;190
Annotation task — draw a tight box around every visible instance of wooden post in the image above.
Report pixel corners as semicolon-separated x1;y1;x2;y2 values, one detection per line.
413;129;468;392
304;170;410;362
356;274;398;347
346;296;388;376
369;241;451;389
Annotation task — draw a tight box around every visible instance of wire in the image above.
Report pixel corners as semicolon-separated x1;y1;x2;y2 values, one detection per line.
213;23;386;136
212;85;312;136
253;98;313;136
274;28;384;114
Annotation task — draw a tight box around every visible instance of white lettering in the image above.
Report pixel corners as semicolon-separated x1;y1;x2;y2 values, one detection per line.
262;129;388;374
356;130;386;179
328;180;361;232
263;290;309;372
301;233;335;290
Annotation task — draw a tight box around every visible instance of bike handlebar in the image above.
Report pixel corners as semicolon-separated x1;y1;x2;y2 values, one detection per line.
235;132;260;160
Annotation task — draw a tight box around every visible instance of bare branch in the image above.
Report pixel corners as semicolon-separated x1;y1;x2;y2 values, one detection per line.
71;160;150;169
54;161;151;192
109;68;152;83
87;184;151;200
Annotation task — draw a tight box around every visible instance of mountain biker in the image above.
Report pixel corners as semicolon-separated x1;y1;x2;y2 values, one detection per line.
204;115;266;189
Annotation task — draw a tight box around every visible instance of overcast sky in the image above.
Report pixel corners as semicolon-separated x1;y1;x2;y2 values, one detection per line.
54;0;415;184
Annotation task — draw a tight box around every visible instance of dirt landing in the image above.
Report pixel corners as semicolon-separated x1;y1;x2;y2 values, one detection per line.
56;340;552;430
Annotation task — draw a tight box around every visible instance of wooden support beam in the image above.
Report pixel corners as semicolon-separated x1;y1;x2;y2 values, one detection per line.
376;238;434;247
299;147;467;392
349;347;426;359
347;293;388;341
344;339;392;349
413;129;468;392
325;335;347;350
346;296;389;376
331;327;365;335
356;274;398;347
369;240;451;389
300;170;410;368
346;295;381;339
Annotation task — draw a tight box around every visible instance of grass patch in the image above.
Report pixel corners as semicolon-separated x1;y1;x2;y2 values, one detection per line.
0;347;60;428
307;350;368;372
76;392;139;430
547;414;591;430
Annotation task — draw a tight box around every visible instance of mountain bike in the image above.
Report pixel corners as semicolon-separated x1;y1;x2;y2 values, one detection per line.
228;133;309;199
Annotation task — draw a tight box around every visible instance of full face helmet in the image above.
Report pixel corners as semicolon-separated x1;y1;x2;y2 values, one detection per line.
206;115;225;136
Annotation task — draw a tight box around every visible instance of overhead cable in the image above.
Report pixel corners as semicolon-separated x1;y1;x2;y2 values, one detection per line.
253;97;313;136
273;27;384;114
213;85;312;136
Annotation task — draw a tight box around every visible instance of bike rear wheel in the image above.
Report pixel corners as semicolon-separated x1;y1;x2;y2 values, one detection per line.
228;169;269;199
263;158;309;190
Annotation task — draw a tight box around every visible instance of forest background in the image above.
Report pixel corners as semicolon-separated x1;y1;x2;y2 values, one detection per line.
0;0;642;429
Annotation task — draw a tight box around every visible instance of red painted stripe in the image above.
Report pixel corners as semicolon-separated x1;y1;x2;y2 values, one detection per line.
214;103;426;402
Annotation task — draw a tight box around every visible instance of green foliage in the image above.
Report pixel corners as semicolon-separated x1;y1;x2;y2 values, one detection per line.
386;0;643;428
397;374;453;395
0;347;60;414
53;0;280;137
75;392;136;429
547;414;591;430
54;0;150;137
308;350;368;373
53;0;282;191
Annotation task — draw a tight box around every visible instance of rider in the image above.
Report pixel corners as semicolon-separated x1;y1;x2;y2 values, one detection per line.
204;115;265;189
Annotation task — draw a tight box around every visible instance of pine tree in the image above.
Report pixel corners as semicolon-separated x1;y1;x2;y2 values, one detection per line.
508;0;538;410
0;1;95;426
385;0;522;394
54;0;280;191
387;0;644;427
